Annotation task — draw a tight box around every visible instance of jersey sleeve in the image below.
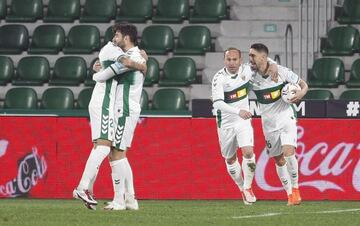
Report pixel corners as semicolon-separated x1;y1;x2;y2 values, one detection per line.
211;72;225;102
279;66;300;84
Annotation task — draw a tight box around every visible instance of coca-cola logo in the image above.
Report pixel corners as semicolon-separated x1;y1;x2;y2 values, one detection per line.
0;144;47;197
255;126;360;192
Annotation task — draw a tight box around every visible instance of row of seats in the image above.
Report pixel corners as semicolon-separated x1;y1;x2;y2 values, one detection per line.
320;26;360;56
308;58;360;88
336;0;360;24
0;0;227;23
0;56;197;87
304;89;360;100
0;24;212;55
2;87;188;111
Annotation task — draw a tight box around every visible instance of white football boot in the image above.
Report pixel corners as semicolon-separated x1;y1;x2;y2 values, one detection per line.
242;188;256;205
125;194;139;210
103;201;126;211
72;189;98;205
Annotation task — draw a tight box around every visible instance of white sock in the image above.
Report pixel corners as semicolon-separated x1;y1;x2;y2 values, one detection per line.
124;158;135;197
242;155;256;190
276;163;292;195
78;146;110;190
285;154;299;189
226;159;244;191
110;159;126;205
88;170;98;195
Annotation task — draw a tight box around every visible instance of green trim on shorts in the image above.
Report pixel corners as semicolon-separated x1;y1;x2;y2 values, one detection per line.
216;109;222;128
114;116;126;150
99;80;112;139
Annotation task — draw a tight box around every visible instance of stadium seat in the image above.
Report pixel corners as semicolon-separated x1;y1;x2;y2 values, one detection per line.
189;0;227;23
84;58;97;87
152;0;188;23
4;87;38;109
116;0;152;23
43;0;80;22
0;57;14;85
49;56;87;86
159;57;196;86
104;26;114;45
346;59;360;88
144;57;160;86
308;58;345;88
41;88;74;109
174;26;211;55
77;88;93;109
320;26;359;56
28;25;65;54
63;25;100;54
139;26;174;54
140;89;149;110
0;25;29;54
12;56;50;86
303;90;334;100
6;0;42;22
151;88;187;111
80;0;116;22
0;0;6;19
339;90;360;99
336;0;360;24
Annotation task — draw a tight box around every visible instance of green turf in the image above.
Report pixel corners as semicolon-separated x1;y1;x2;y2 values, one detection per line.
0;199;359;226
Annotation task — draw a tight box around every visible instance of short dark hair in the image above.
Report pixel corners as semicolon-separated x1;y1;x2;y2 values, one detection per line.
224;47;241;58
112;23;138;44
250;43;269;55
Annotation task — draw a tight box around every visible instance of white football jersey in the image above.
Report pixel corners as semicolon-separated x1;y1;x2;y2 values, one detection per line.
251;65;300;133
212;64;253;129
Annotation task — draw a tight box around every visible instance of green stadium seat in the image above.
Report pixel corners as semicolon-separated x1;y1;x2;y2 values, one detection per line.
144;57;160;86
116;0;152;23
0;0;6;19
346;59;360;88
189;0;227;23
303;90;334;100
13;56;49;86
28;25;65;54
0;57;14;85
151;88;187;111
6;0;42;22
308;58;345;88
104;26;114;45
336;0;360;24
152;0;188;23
0;25;29;54
159;57;196;86
339;90;360;99
140;89;149;110
174;26;211;55
49;56;87;86
4;87;38;109
80;0;116;22
77;88;93;109
63;25;100;54
321;26;359;56
44;0;80;22
139;25;174;54
41;88;74;109
84;58;98;87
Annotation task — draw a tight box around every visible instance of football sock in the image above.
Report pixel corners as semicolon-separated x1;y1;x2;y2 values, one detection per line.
226;159;244;191
285;154;299;189
276;163;292;195
123;158;135;197
110;158;126;205
88;169;98;195
242;154;256;190
78;145;110;191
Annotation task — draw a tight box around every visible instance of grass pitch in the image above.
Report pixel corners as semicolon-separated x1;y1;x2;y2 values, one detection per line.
0;199;359;226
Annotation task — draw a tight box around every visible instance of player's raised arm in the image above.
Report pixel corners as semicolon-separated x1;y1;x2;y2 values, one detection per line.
119;56;147;75
290;79;308;103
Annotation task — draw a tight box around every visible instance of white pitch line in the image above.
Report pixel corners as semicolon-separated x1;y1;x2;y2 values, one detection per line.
232;212;281;219
313;208;360;214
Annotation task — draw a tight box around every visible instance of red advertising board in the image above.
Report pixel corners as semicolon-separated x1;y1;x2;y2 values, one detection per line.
0;117;359;200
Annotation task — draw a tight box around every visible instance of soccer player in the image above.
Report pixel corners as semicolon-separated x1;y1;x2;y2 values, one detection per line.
211;47;278;205
91;23;146;211
248;43;308;205
73;23;146;210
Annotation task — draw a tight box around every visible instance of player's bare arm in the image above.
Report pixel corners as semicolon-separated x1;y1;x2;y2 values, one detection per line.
290;79;308;103
92;59;101;72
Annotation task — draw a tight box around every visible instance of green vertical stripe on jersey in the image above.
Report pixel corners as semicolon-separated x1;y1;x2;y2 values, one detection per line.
119;71;135;117
253;83;285;104
116;71;136;84
101;60;115;68
216;109;222;128
100;79;112;138
290;104;297;119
